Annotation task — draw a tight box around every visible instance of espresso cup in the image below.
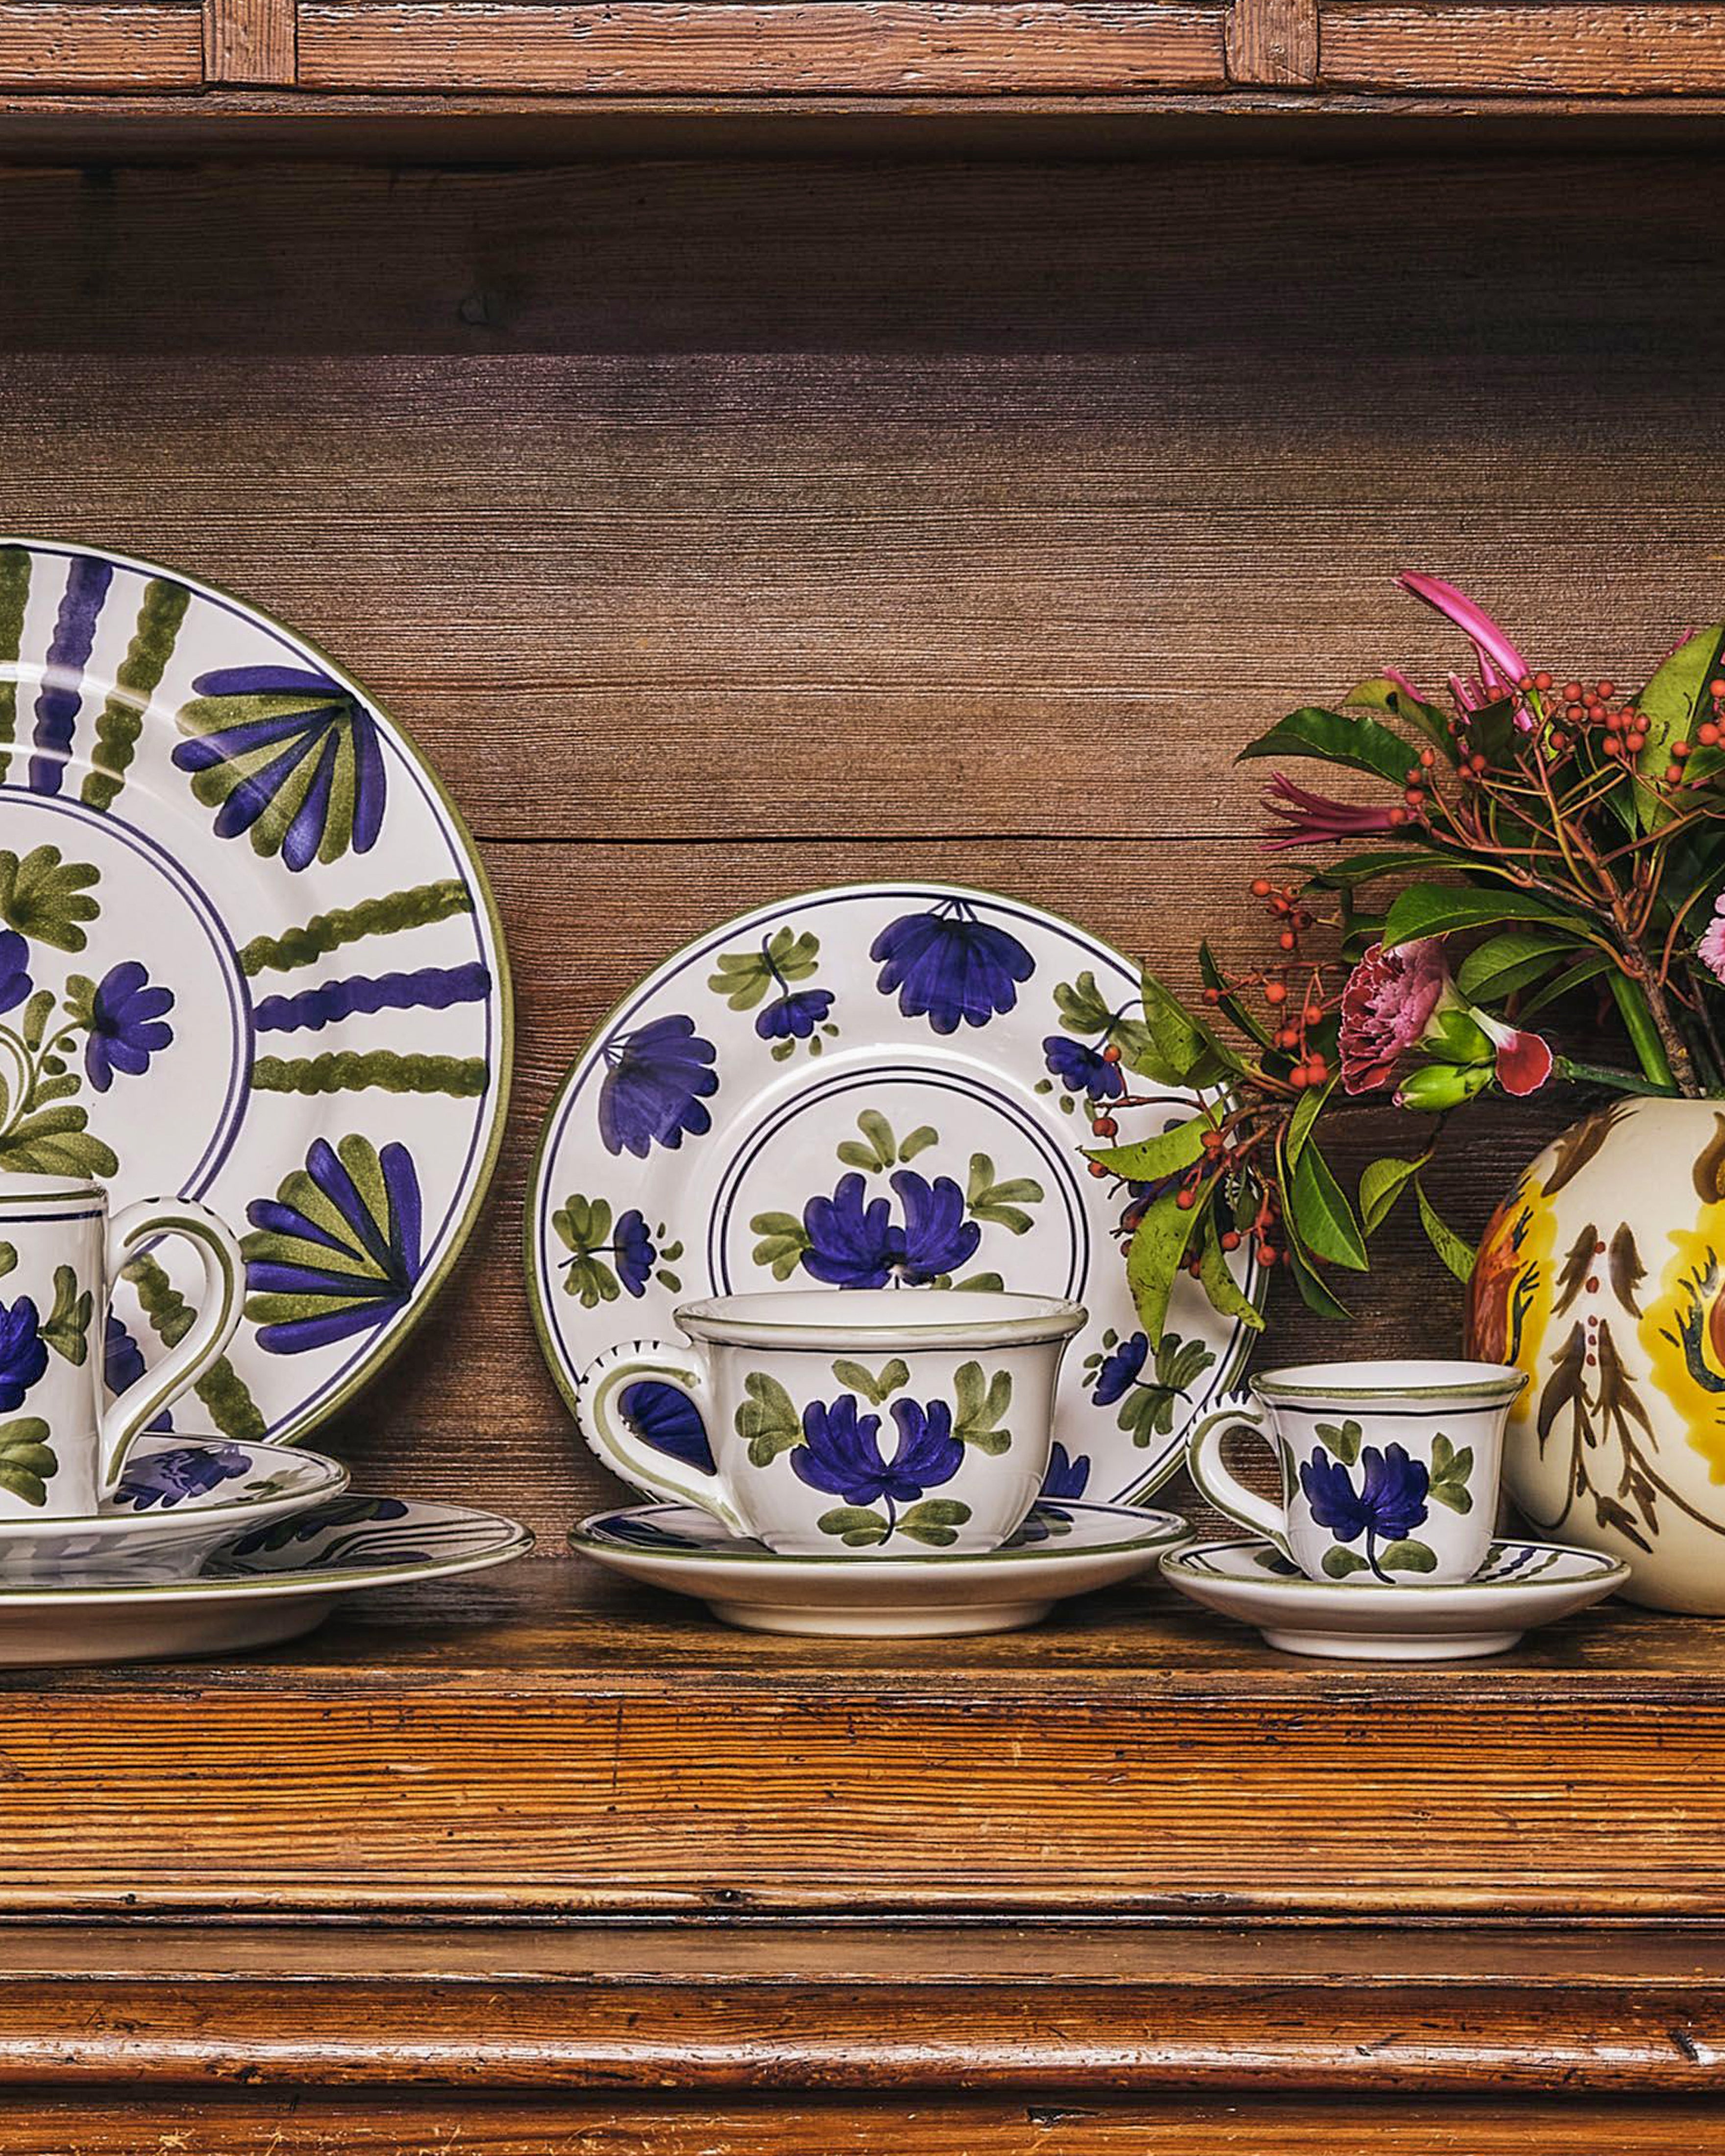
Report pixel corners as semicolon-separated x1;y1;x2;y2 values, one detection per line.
1187;1359;1527;1585
0;1174;244;1520
575;1289;1084;1556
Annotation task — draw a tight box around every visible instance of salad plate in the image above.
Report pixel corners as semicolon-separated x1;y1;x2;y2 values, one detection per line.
0;539;511;1447
0;1431;346;1583
1161;1536;1629;1660
0;1494;533;1665
571;1497;1190;1635
529;882;1258;1507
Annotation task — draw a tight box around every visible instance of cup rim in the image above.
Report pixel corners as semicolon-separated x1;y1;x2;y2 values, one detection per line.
0;1171;104;1208
1254;1356;1527;1405
673;1288;1087;1350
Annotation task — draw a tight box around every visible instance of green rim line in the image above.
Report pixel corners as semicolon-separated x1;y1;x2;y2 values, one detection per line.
572;1506;1190;1567
1164;1539;1627;1592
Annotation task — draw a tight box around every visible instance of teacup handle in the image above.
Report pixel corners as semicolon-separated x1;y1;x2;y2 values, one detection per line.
100;1197;245;1491
576;1339;744;1533
1187;1399;1293;1559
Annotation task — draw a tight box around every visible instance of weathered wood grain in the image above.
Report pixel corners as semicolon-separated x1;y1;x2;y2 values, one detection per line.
1225;0;1316;81
0;1;201;87
0;1568;1715;1919
203;0;296;80
0;1921;1721;2091
1322;2;1725;94
297;0;1227;94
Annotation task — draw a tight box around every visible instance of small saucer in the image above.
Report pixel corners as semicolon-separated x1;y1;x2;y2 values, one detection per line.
571;1498;1190;1636
1161;1536;1629;1661
0;1435;347;1585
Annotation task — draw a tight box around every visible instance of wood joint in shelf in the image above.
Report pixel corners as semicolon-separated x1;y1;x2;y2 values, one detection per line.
202;0;296;84
1225;0;1317;83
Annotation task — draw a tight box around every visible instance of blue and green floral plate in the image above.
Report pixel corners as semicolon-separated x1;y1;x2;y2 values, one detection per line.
0;1494;532;1665
0;541;511;1448
0;1430;346;1585
573;1497;1189;1635
529;882;1259;1508
1161;1536;1629;1661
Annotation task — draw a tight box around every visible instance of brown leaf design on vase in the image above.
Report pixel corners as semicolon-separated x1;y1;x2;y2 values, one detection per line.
1553;1225;1599;1318
1608;1223;1645;1317
1694;1112;1725;1205
1544;1102;1633;1198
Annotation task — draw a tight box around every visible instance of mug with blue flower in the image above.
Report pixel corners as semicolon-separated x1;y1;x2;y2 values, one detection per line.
0;1174;243;1520
1187;1360;1526;1585
575;1289;1084;1556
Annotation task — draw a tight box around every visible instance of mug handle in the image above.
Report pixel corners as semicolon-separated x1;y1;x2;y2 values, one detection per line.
1187;1397;1294;1559
100;1197;246;1491
575;1339;743;1533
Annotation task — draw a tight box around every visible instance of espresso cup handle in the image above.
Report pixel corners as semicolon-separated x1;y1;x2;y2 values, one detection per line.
100;1197;245;1491
1187;1399;1293;1558
576;1340;743;1532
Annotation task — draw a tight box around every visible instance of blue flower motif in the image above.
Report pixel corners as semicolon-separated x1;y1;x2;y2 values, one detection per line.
83;959;175;1093
612;1209;656;1298
0;1296;46;1413
757;987;835;1042
1043;1034;1125;1100
0;931;30;1019
1040;1440;1091;1500
227;1494;409;1555
791;1393;964;1508
893;1169;981;1283
598;1014;719;1159
800;1170;980;1289
104;1314;171;1432
618;1377;716;1475
115;1442;252;1511
245;1135;424;1355
1091;1331;1149;1407
173;664;387;873
1299;1443;1430;1544
871;899;1035;1035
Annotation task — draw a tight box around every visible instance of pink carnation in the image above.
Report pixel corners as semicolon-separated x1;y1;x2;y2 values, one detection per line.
1700;889;1725;985
1339;939;1452;1095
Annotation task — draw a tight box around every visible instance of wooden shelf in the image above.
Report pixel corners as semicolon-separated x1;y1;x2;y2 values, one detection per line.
3;1559;1720;1923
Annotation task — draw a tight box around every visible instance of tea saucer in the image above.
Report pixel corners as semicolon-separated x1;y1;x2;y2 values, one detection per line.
528;882;1260;1509
0;1433;346;1584
1161;1536;1629;1661
0;1494;533;1664
570;1497;1190;1636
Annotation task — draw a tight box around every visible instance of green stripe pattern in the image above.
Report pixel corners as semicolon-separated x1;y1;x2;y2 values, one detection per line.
251;1050;488;1098
239;880;475;979
123;1252;267;1443
0;548;30;787
81;578;191;812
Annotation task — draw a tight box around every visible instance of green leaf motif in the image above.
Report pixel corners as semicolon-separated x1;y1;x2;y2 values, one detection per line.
899;1497;972;1547
1115;1331;1218;1447
750;1210;812;1281
0;1417;54;1507
953;1360;1012;1454
552;1194;623;1307
708;926;822;1011
176;679;378;868
41;1263;91;1366
1379;1537;1439;1574
1322;1545;1370;1579
964;1152;1043;1235
1052;971;1159;1077
0;1243;17;1280
831;1357;910;1406
1427;1431;1474;1515
0;1107;118;1181
736;1371;803;1465
0;845;99;953
837;1108;913;1174
816;1504;890;1547
1315;1418;1362;1465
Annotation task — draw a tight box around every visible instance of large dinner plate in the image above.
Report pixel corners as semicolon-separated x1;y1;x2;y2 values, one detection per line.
0;539;511;1445
528;882;1257;1505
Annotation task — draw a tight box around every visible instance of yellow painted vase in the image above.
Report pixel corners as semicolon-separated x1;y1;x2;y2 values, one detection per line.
1467;1097;1725;1612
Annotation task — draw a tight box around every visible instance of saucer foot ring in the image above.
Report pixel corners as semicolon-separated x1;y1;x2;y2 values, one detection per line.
705;1595;1057;1638
1259;1624;1523;1662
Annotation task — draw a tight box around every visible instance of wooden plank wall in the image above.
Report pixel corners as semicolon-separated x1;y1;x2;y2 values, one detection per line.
0;153;1713;1544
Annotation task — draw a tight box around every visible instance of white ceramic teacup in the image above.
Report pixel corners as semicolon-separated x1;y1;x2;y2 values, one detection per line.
1187;1359;1527;1585
575;1289;1085;1556
0;1173;244;1520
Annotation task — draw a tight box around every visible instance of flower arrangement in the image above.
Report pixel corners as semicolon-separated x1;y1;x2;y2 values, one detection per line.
1101;573;1725;1343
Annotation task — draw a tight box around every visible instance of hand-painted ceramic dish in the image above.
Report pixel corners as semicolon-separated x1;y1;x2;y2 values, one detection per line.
1160;1536;1628;1661
0;1431;346;1583
0;1494;532;1665
529;882;1258;1508
571;1496;1190;1635
0;539;511;1448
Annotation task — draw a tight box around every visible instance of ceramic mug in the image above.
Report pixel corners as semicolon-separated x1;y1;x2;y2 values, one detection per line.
1187;1359;1527;1585
576;1289;1085;1556
0;1174;244;1520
